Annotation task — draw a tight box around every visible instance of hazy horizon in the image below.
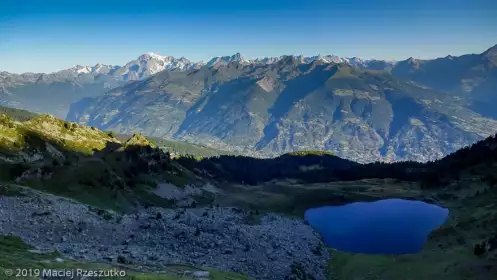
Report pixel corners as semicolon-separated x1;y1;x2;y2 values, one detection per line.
1;0;496;73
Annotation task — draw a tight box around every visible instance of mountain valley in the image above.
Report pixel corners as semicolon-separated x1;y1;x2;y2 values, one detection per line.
67;55;497;162
2;45;497;162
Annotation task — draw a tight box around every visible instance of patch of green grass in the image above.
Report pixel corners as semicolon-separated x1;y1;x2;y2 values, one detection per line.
165;162;197;188
25;174;174;213
0;183;24;196
20;157;176;212
166;174;193;188
191;191;216;207
327;246;481;280
243;212;263;225
0;236;252;280
121;273;182;280
0;234;178;280
205;267;253;280
0;164;31;181
132;184;176;208
0;235;62;279
24;169;134;213
214;179;422;217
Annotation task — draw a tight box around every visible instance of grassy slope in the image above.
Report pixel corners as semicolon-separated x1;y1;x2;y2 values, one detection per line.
212;178;424;217
0;236;251;280
16;152;187;213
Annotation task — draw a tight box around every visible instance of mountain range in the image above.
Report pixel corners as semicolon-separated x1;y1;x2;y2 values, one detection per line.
1;44;497;162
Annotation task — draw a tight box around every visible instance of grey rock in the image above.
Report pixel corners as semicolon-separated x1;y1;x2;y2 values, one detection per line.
223;249;234;255
192;271;210;277
27;249;43;254
0;189;330;280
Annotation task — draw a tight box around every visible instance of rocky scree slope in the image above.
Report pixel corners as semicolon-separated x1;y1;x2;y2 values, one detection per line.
0;187;330;280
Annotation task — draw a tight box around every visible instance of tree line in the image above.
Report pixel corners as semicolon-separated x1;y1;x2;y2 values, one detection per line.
175;134;497;187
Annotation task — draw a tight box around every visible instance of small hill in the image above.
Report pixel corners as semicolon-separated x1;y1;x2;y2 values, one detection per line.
123;132;157;149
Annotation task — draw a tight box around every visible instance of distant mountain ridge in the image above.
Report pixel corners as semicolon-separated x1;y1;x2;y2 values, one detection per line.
391;44;497;118
2;51;396;78
2;44;497;163
5;44;494;86
4;44;495;78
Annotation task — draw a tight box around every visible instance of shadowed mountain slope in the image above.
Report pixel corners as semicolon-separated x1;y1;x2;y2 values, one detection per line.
68;61;497;163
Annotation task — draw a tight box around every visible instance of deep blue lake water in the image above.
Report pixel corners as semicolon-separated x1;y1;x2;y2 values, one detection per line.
304;199;449;254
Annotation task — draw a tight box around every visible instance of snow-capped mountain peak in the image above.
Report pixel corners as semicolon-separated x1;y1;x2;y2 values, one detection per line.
138;52;178;63
145;52;166;59
206;53;249;67
63;64;119;76
112;53;203;80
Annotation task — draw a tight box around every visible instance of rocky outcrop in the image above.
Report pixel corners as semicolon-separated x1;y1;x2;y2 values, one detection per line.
123;133;157;148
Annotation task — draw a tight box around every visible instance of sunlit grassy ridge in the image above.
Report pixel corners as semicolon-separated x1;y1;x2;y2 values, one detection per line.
0;113;118;154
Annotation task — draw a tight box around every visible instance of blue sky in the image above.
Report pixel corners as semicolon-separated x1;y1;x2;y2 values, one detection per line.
1;0;496;73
